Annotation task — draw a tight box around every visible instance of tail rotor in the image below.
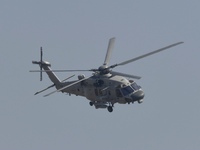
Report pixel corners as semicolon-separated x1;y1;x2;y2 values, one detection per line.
32;47;45;81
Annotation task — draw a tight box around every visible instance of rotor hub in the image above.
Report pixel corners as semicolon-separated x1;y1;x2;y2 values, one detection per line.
98;65;110;74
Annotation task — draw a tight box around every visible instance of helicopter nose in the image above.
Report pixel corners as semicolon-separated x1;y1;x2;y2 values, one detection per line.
131;90;145;101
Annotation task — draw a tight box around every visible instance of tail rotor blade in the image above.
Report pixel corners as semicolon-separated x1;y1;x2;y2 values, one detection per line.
40;70;42;81
40;47;43;81
40;47;43;62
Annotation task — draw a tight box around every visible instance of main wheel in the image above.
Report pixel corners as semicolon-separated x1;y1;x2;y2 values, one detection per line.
89;101;93;106
107;106;113;112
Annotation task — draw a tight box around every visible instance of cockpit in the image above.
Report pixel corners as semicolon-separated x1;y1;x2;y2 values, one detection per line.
121;82;141;96
115;81;144;103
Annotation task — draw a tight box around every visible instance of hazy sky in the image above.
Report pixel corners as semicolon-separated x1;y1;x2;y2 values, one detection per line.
1;0;200;150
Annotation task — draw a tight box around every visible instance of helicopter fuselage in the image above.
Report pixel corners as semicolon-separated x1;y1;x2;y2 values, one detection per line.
58;73;145;106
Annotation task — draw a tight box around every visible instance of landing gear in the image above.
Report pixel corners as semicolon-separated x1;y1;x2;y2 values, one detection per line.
107;106;113;112
138;99;143;104
89;101;114;112
89;101;93;106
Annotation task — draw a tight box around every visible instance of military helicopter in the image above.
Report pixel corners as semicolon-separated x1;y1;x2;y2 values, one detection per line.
30;38;183;112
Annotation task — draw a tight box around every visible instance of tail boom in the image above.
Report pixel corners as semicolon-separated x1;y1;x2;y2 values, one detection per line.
41;62;61;84
31;60;61;84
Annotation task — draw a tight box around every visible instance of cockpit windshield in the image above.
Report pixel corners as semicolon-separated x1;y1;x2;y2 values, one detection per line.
121;86;134;96
131;82;141;90
121;82;141;96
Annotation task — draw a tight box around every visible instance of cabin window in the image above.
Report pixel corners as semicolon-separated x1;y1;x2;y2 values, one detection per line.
116;89;123;97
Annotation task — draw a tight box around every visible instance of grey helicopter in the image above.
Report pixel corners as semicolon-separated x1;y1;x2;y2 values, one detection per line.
30;37;183;112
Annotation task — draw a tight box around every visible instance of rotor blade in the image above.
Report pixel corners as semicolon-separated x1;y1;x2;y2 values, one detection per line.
111;71;141;79
103;37;115;66
60;74;76;82
34;74;75;95
110;42;184;68
40;47;43;81
30;69;94;72
34;84;55;95
44;75;92;97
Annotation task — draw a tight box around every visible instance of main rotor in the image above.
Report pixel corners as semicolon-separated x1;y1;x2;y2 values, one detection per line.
89;37;183;79
31;37;183;80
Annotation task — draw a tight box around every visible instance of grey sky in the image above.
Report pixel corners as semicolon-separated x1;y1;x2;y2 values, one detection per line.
1;0;200;150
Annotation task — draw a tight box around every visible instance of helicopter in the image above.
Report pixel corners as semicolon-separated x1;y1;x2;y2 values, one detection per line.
30;37;183;112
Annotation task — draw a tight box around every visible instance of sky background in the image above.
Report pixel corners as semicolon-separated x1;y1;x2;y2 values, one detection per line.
1;0;200;150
